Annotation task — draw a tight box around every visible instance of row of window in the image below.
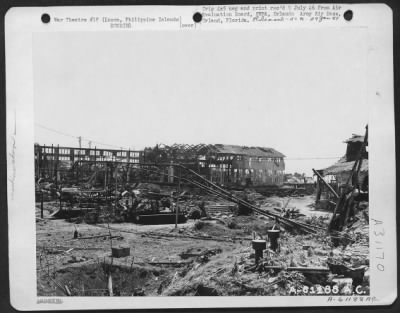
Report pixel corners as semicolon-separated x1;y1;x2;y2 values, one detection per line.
209;171;283;184
42;155;143;162
39;149;283;166
209;168;284;176
39;147;281;163
41;147;58;153
216;155;283;163
42;156;71;161
199;157;284;164
40;147;141;157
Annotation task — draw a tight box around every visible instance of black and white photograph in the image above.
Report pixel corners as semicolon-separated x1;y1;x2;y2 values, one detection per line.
5;3;396;310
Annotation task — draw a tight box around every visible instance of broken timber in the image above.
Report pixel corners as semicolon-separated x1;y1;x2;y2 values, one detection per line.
65;234;122;241
136;164;319;234
327;125;368;232
312;168;339;199
247;264;330;274
180;165;319;234
264;266;330;274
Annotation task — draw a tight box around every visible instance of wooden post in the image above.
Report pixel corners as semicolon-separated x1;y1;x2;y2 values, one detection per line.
175;166;180;229
114;163;118;214
354;126;368;188
56;145;60;185
77;149;80;183
37;145;41;179
127;149;130;184
315;177;322;202
64;285;72;296
51;144;54;179
41;191;44;218
44;144;49;178
345;125;368;187
104;163;107;190
312;169;339;199
175;203;179;229
107;274;113;296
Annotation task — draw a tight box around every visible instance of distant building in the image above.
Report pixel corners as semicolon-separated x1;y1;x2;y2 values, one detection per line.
34;144;143;183
144;144;285;187
283;173;315;194
34;143;285;187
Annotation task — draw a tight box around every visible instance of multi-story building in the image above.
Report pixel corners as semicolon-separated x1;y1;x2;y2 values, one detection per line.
144;144;285;186
34;143;285;187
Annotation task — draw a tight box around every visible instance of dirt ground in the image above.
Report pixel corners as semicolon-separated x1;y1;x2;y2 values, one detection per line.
36;194;369;297
37;203;240;296
259;195;332;217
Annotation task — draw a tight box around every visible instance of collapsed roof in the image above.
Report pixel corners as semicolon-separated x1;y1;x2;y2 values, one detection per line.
344;134;365;143
156;143;285;158
321;159;369;176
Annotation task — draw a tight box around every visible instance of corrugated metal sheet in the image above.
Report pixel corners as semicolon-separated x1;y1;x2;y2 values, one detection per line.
344;134;365;143
160;143;285;158
211;144;285;158
321;159;368;175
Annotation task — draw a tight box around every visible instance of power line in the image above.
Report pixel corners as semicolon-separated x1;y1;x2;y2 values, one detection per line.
35;123;343;159
35;123;77;139
35;123;130;150
285;157;341;160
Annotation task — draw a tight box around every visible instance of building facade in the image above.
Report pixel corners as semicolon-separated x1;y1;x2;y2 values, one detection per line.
35;143;285;187
34;144;143;183
144;144;285;186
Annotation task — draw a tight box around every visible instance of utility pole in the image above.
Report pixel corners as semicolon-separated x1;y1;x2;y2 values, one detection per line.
40;191;44;218
114;158;118;214
78;136;82;149
175;166;180;229
55;145;59;185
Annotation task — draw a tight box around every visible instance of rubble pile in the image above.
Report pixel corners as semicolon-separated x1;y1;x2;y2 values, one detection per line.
36;154;369;298
160;235;322;296
159;204;370;297
35;128;371;297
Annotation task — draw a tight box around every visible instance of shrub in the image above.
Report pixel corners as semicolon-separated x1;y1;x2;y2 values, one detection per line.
194;220;205;230
188;208;202;220
227;220;238;229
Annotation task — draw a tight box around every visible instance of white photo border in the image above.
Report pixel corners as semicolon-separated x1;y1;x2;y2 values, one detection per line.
5;3;396;310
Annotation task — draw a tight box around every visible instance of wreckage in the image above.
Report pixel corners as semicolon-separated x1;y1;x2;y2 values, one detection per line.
35;130;369;297
314;125;368;233
35;142;297;225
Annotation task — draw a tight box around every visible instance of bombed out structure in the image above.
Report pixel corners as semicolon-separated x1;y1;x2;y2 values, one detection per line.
35;132;371;297
315;133;369;203
144;144;285;186
320;134;368;188
35;143;285;187
34;144;144;186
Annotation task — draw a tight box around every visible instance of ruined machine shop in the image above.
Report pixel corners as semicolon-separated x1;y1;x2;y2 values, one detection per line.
36;129;370;297
35;143;285;188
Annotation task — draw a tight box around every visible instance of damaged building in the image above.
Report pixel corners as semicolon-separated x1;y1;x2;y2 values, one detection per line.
316;133;368;200
34;143;144;185
35;134;371;297
144;144;285;187
35;143;285;187
313;129;369;230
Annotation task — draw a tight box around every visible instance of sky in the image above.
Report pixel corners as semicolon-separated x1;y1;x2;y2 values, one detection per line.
33;27;368;176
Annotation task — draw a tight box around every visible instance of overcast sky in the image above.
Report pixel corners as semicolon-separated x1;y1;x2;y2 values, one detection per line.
33;27;368;175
